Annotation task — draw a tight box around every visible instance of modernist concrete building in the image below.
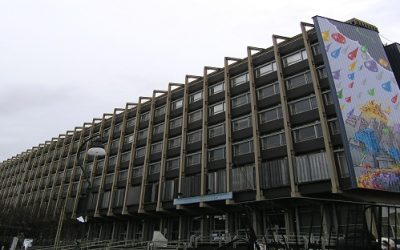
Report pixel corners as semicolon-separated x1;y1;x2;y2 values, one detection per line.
0;16;399;249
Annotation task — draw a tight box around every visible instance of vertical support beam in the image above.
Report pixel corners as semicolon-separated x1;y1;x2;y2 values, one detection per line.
300;22;341;193
14;150;34;207
200;66;220;207
224;57;241;203
272;35;300;197
156;85;176;211
138;96;155;213
247;46;265;201
122;102;141;215
108;108;128;216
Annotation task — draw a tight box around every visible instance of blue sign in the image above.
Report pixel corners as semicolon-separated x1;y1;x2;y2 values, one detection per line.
173;192;233;205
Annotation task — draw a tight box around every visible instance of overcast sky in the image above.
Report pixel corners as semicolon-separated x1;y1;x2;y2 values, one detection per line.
1;0;399;162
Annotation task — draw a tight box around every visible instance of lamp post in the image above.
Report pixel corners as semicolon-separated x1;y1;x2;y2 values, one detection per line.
54;135;106;248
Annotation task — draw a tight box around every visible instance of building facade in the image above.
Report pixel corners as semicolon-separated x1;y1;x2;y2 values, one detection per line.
0;16;399;248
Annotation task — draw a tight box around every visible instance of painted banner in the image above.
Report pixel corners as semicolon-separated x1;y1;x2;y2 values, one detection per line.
313;16;400;192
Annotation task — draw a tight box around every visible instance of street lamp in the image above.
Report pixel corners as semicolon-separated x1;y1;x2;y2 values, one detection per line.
75;135;106;223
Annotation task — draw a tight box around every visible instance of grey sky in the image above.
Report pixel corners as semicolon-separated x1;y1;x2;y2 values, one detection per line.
1;0;399;161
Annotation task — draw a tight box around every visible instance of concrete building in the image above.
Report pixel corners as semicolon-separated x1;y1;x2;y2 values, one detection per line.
0;16;399;249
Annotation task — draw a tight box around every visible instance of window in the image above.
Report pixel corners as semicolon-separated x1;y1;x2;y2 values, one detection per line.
96;160;105;174
208;169;226;194
135;147;146;158
334;150;349;177
233;139;253;156
126;117;136;127
140;111;150;123
289;96;317;115
283;49;307;67
108;156;117;166
171;99;183;110
209;123;225;138
209;82;224;95
132;166;143;178
155;106;166;117
169;117;182;129
259;106;282;123
255;61;277;78
121;152;131;163
260;158;289;188
187;130;202;144
124;134;134;144
261;131;286;149
232;164;255;191
151;142;162;154
149;162;161;175
168;136;181;149
323;91;334;105
114;123;122;134
111;139;120;149
232;116;252;131
257;82;279;100
317;67;328;79
188;110;202;123
190;91;202;103
209;102;225;116
232;93;250;108
231;72;249;87
103;128;110;137
152;123;164;135
293;122;323;142
312;43;321;56
208;146;225;161
329;119;340;135
166;158;180;171
296;151;329;183
286;71;312;89
137;129;148;140
186;152;201;166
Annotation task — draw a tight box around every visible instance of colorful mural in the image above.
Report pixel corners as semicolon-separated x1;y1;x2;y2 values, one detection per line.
314;16;400;192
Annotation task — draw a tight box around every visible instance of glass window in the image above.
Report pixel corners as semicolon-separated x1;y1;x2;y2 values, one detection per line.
137;129;148;140
103;128;110;137
233;140;253;156
209;102;225;116
152;123;164;135
323;91;334;105
140;111;150;123
111;139;120;149
283;49;307;67
289;96;317;115
186;152;201;166
155;105;166;117
126;117;136;127
293;122;323;142
151;142;162;154
257;82;280;100
261;131;286;149
232;93;250;108
231;72;249;87
209;123;225;138
187;130;202;144
232;116;252;131
317;67;328;79
208;146;225;161
334;150;349;177
329;119;340;135
259;106;282;123
188;110;202;123
168;136;181;149
209;82;224;95
255;61;277;78
114;123;122;133
286;71;312;89
166;158;180;171
124;134;134;144
121;152;131;163
312;43;321;56
171;99;183;110
149;162;161;175
135;147;146;158
132;166;143;178
169;117;182;129
190;91;202;103
108;156;117;166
